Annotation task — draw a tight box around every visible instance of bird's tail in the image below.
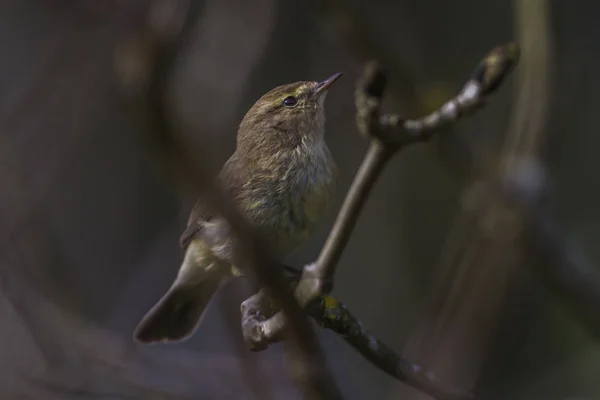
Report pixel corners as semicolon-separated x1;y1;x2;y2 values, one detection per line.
133;275;225;344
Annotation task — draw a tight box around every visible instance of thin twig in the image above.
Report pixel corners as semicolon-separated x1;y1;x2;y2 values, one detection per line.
525;208;600;341
117;1;342;398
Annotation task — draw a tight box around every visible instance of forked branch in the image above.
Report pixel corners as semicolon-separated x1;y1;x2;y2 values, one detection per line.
241;43;519;400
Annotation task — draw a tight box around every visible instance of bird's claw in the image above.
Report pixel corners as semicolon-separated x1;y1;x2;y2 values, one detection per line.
240;293;270;351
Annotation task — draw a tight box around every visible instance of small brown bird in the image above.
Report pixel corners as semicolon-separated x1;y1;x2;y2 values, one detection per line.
134;73;342;343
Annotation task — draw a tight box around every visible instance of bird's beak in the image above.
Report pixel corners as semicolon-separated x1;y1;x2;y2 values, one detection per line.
311;72;343;98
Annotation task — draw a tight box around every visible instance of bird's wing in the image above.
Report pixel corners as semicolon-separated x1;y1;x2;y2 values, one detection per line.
179;197;212;249
179;156;244;249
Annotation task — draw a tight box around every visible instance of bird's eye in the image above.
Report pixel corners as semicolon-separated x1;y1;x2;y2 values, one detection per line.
282;96;298;107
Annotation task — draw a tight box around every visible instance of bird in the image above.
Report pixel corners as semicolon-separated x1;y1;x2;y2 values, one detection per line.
133;72;342;344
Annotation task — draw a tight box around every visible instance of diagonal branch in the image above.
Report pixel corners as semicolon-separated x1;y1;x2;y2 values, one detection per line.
255;43;519;345
300;43;519;304
524;207;600;341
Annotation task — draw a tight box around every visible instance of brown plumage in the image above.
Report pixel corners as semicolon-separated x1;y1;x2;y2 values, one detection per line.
134;73;342;344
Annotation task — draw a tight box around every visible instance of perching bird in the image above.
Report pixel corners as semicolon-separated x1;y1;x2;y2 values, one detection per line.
134;73;342;343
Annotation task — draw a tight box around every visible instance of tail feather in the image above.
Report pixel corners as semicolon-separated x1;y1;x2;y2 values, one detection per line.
134;277;224;344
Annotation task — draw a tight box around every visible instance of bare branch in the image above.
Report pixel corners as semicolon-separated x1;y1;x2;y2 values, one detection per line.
377;43;520;144
525;208;600;341
254;44;519;352
299;43;519;305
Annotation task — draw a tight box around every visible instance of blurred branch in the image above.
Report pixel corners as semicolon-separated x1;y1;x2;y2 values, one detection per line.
400;1;553;397
500;0;600;344
525;208;600;341
501;0;553;161
499;2;600;343
1;234;295;399
305;43;518;299
116;0;342;398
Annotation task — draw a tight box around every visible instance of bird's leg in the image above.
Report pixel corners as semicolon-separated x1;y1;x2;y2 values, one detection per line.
240;269;338;352
240;288;282;351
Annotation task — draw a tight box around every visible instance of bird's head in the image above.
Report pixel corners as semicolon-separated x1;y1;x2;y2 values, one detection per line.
237;73;342;152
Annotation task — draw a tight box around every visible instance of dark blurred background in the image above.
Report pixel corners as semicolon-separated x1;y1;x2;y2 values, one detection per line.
1;0;600;399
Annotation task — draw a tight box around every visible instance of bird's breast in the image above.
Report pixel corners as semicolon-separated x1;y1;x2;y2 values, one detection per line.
239;142;336;255
275;146;337;253
289;176;333;232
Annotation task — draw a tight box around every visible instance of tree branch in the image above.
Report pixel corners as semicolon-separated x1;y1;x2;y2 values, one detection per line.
300;43;519;304
241;43;518;400
255;43;519;341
